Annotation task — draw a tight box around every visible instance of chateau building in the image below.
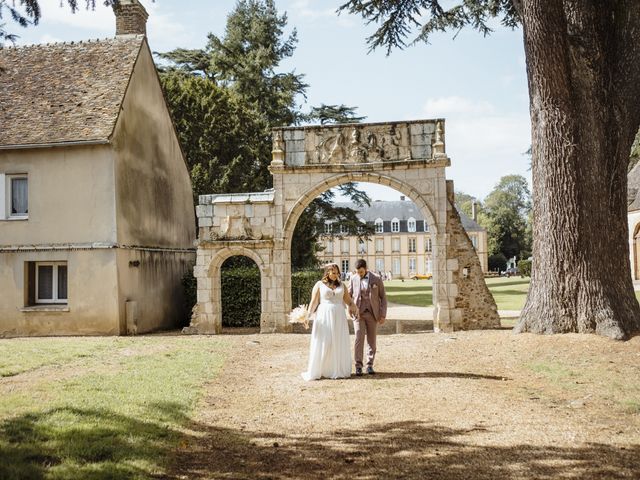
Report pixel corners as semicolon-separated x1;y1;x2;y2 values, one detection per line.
317;197;488;278
0;0;196;336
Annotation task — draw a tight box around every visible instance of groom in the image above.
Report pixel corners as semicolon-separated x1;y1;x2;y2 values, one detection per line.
349;259;387;376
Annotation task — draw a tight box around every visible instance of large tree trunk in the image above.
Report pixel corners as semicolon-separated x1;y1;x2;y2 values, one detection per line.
515;0;640;339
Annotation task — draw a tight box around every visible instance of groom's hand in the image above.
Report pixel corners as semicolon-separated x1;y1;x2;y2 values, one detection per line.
378;316;386;325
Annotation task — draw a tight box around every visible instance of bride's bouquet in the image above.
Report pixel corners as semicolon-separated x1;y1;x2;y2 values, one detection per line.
289;304;310;329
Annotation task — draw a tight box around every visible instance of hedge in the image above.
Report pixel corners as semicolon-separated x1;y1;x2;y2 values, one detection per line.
181;266;323;328
518;259;532;277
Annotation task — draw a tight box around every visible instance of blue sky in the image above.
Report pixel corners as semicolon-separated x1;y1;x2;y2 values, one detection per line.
10;0;531;202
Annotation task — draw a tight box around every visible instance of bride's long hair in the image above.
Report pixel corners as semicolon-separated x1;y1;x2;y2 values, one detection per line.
321;263;341;288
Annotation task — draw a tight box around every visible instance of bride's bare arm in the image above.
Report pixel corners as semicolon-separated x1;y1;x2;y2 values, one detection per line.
342;284;358;318
307;282;321;318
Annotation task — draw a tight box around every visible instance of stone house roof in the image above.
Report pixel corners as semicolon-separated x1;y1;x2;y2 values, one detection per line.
0;35;144;148
333;200;485;232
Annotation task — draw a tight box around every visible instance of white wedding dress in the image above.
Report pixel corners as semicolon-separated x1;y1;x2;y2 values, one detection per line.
301;282;352;381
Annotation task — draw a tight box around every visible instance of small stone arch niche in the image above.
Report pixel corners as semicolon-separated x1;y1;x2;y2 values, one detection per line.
184;119;499;334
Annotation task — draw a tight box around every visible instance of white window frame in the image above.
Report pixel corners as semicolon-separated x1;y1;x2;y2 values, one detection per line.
375;237;384;253
425;257;433;274
409;257;416;273
324;222;333;234
424;221;430;232
392;237;400;253
391;217;400;233
357;218;366;233
358;240;367;254
407;217;416;233
339;224;349;235
374;218;384;233
425;236;433;252
35;261;68;304
393;257;401;275
341;259;350;275
325;239;333;253
1;173;29;220
341;238;350;253
408;237;416;253
376;258;385;273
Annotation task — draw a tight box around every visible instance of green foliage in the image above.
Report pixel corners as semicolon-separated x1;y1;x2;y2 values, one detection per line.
482;175;532;260
454;190;481;219
630;131;640;172
338;0;520;54
306;104;366;125
181;264;197;323
488;253;507;272
221;266;261;327
291;269;322;306
518;259;531;277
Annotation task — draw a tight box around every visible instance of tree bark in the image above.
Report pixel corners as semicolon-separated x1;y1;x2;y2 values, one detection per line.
515;0;640;339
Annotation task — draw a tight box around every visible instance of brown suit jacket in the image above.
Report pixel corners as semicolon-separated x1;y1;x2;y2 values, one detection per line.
348;271;387;321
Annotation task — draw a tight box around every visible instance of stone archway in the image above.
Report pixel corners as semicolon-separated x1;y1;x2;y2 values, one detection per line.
184;119;499;334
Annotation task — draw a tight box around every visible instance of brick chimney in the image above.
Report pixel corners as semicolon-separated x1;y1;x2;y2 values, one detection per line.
113;0;149;36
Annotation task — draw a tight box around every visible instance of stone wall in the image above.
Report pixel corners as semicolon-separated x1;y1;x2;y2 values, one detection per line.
114;0;148;36
445;181;500;329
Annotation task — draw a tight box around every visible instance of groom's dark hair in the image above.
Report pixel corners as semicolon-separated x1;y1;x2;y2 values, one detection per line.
355;259;367;270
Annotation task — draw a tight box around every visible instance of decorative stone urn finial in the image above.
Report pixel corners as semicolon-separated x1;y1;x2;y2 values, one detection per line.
271;130;285;166
433;120;446;159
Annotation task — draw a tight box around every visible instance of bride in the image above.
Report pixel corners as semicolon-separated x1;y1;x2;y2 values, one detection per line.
301;263;358;381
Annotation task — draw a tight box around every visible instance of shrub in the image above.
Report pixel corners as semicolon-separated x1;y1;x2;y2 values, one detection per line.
181;264;197;325
488;253;508;272
518;259;532;277
291;269;323;306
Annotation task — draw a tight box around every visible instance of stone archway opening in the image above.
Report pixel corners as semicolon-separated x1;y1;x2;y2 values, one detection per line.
221;255;262;330
289;180;438;313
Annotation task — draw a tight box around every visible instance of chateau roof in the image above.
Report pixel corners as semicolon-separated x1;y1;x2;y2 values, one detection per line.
0;36;144;149
333;200;485;232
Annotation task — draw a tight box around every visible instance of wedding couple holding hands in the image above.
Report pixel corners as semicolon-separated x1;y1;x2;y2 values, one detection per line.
301;259;388;381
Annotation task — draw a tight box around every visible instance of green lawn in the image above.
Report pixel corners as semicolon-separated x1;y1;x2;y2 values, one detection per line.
0;336;227;480
386;277;640;311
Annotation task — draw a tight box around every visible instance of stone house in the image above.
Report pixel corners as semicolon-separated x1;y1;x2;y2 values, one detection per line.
628;162;640;282
318;196;489;278
0;0;196;336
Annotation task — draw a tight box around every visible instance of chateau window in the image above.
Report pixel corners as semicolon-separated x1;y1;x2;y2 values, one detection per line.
325;239;333;253
358;219;366;233
339;224;349;235
374;218;384;233
376;258;385;273
358;240;367;254
408;238;416;253
341;239;350;253
424;221;430;232
391;218;400;233
341;259;350;275
0;173;28;220
324;222;332;234
393;257;401;275
409;257;416;272
375;238;384;252
407;217;416;232
425;237;432;252
392;237;400;252
425;258;433;274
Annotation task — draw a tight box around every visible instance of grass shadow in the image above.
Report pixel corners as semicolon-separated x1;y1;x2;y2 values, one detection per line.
0;403;190;480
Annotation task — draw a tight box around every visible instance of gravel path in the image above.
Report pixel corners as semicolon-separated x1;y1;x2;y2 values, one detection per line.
168;330;640;480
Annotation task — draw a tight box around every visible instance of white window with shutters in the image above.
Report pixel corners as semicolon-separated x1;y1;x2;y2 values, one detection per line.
391;217;400;233
407;217;416;232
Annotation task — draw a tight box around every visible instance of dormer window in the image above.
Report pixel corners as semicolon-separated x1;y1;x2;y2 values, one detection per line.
374;218;383;233
407;217;416;232
391;218;400;233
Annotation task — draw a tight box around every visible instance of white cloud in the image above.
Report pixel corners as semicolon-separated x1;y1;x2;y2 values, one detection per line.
37;1;114;33
422;96;532;198
288;0;353;26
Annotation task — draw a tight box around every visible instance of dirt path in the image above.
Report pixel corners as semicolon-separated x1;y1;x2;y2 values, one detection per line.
168;331;640;480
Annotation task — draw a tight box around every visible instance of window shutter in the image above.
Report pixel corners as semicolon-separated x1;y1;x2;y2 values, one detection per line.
27;261;36;306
